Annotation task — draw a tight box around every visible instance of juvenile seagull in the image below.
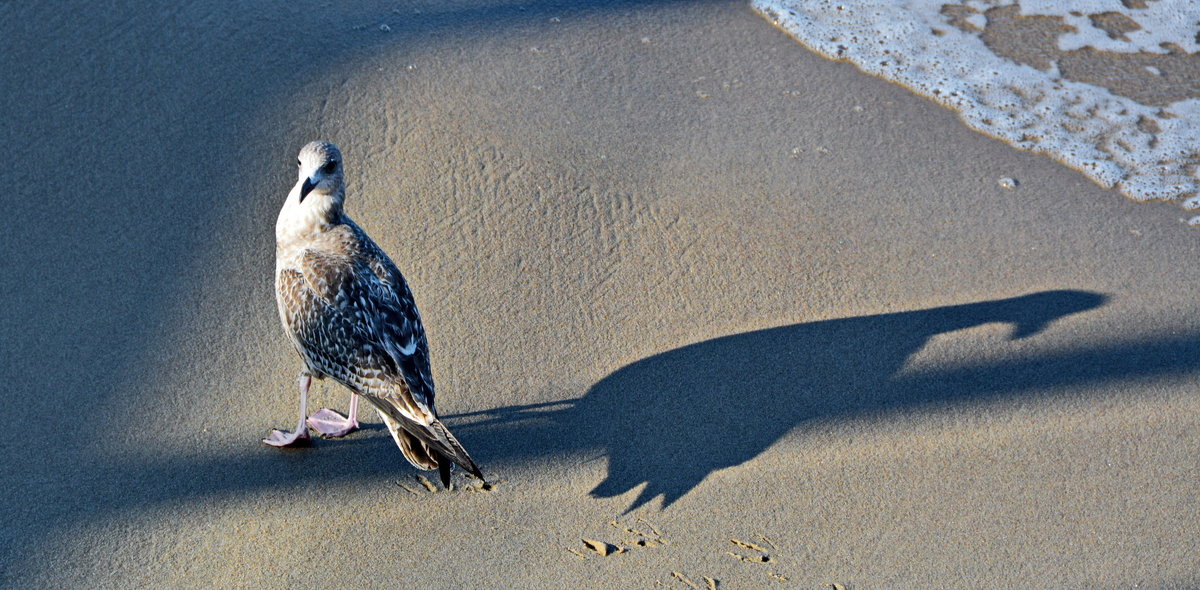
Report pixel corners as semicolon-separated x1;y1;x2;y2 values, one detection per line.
264;140;483;487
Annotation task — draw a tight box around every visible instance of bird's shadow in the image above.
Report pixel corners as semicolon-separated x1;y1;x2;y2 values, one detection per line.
447;290;1148;511
42;288;1200;525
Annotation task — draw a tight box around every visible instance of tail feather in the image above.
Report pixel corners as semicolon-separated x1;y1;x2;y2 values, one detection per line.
368;398;484;485
437;457;452;488
391;425;438;470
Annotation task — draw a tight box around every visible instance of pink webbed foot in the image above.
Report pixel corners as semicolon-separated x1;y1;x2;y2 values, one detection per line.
307;394;360;438
307;408;360;438
262;426;313;447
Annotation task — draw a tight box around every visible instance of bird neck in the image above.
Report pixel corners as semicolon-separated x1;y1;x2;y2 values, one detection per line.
276;186;346;247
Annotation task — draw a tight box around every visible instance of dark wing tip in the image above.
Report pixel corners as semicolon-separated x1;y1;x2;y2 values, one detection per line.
464;461;485;484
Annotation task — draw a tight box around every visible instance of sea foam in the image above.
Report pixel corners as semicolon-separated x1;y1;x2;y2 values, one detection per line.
753;0;1200;222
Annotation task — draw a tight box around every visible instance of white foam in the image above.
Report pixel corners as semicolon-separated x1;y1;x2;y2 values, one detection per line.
1019;0;1200;54
753;0;1200;222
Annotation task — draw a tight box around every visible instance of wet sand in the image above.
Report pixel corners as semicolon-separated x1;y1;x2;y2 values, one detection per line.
2;1;1197;588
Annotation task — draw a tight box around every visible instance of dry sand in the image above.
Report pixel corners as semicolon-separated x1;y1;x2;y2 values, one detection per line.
2;1;1197;588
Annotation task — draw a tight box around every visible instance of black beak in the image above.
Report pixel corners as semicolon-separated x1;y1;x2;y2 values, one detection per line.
299;177;317;202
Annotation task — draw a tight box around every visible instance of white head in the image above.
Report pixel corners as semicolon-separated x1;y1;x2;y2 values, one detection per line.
295;140;345;205
278;141;346;242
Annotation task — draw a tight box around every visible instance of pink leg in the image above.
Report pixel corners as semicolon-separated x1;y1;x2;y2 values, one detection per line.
263;372;314;447
307;392;360;438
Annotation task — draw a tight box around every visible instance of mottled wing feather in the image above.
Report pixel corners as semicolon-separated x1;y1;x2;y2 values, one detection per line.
359;243;438;411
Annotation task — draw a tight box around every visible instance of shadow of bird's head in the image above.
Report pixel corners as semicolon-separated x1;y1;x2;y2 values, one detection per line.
1002;290;1108;340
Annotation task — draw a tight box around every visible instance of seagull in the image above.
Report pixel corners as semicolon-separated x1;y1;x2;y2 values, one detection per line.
264;140;483;487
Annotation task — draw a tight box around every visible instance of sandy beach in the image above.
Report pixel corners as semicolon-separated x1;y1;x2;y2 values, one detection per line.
2;1;1197;588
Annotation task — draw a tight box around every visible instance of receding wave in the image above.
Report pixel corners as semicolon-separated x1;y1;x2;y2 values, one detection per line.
754;0;1200;223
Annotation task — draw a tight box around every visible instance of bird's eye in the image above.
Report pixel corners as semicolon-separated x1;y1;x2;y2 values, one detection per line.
323;160;338;174
297;159;301;167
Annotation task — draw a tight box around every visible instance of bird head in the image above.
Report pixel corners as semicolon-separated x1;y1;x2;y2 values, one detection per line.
295;140;345;204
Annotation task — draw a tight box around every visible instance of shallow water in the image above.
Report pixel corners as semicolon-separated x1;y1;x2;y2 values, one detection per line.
754;0;1200;222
